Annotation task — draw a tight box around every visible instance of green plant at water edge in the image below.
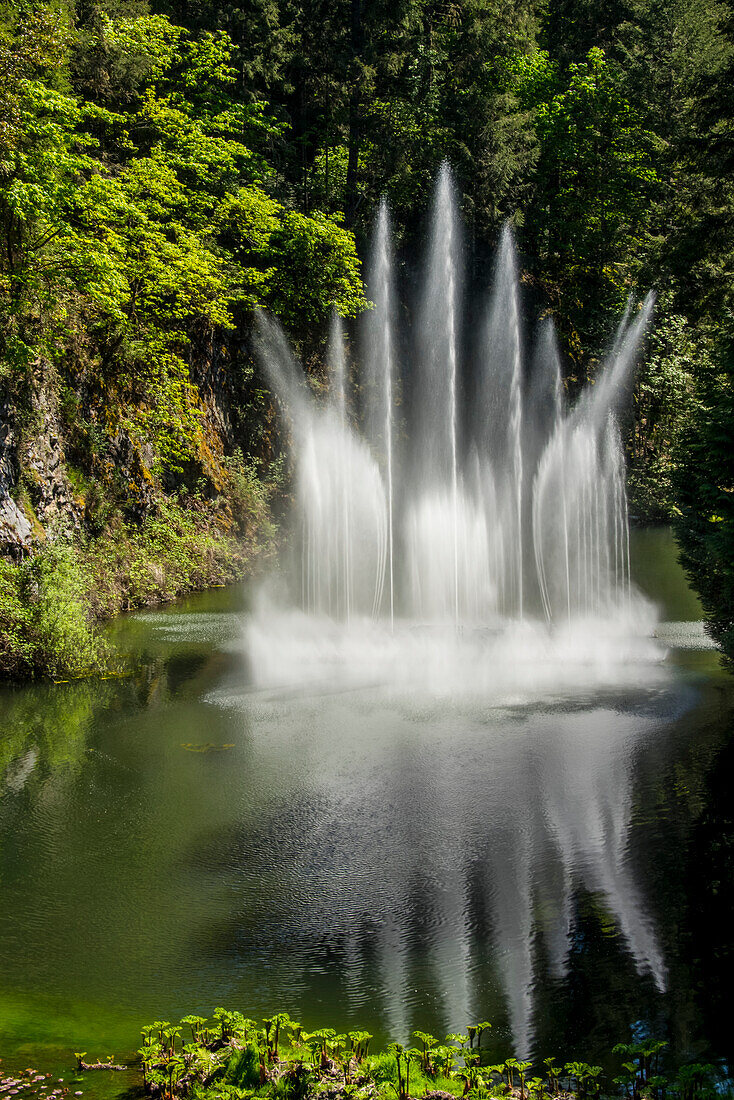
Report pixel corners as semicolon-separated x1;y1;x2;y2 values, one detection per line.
528;1076;548;1100
348;1032;372;1064
565;1063;603;1100
611;1041;668;1100
412;1032;437;1075
0;484;274;681
0;545;109;680
503;1057;520;1089
515;1061;533;1100
385;1043;418;1100
126;1009;730;1100
543;1059;561;1097
675;1064;718;1100
181;1017;207;1043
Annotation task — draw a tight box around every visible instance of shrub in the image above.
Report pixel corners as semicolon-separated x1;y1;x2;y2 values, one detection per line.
0;543;108;679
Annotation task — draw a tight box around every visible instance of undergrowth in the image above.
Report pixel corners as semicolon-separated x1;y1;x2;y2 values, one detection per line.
0;543;107;680
0;470;275;681
128;1010;725;1100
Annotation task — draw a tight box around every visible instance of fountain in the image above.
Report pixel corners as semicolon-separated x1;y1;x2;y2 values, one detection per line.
251;163;661;696
240;174;671;1052
363;200;397;627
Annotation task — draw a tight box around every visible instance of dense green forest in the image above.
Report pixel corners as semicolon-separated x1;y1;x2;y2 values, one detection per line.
1;0;734;673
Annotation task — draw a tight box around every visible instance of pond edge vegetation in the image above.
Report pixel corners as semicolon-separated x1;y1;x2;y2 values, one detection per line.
97;1011;726;1100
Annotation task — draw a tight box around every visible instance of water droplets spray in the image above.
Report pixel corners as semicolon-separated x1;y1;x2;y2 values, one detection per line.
256;164;654;631
364;200;397;628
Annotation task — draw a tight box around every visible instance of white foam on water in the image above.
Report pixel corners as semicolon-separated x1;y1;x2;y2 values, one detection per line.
242;594;668;705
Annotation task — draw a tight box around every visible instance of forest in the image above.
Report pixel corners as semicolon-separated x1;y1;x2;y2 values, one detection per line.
1;0;734;673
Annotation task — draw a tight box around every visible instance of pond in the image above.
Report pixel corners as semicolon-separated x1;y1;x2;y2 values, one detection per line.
1;528;733;1090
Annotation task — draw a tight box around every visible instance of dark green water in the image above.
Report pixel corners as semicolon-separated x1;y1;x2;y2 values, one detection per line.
1;528;733;1087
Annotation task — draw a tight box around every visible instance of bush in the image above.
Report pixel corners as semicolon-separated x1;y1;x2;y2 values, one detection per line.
0;478;274;680
0;543;108;679
674;335;734;657
223;451;277;540
626;305;703;523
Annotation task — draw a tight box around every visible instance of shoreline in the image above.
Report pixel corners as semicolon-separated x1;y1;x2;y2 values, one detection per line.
0;1008;716;1100
0;496;275;685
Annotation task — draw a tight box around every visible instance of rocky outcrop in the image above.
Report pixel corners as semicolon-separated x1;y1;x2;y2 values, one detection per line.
1;367;84;560
0;402;32;558
21;370;82;536
192;332;240;450
106;428;156;520
1;340;256;561
0;494;32;558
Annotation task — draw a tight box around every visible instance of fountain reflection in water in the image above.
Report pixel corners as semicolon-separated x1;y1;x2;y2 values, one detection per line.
252;163;661;694
244;164;671;1057
205;683;671;1058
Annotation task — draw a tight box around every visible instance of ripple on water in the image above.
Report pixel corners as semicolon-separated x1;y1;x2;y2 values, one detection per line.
654;620;718;650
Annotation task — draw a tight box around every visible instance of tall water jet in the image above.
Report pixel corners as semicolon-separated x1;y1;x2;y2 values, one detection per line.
254;171;656;639
248;180;666;1062
329;311;348;423
364;201;397;628
527;318;564;458
410;162;463;624
584;293;655;426
328;314;352;619
480;226;524;616
256;312;387;620
530;297;654;621
529;319;567;622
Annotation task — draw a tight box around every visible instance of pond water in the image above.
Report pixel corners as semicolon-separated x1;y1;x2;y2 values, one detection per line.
1;528;733;1088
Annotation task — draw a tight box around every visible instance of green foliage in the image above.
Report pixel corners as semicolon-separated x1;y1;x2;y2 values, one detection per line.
126;1007;729;1100
0;543;108;679
674;333;734;657
86;488;273;621
0;478;273;680
626;303;704;522
222;451;276;539
217;187;365;326
517;46;660;373
0;0;366;488
225;1044;261;1088
264;210;364;330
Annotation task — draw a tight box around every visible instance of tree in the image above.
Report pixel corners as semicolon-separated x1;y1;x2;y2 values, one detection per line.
675;334;734;654
516;47;660;378
1;4;365;482
626;302;702;521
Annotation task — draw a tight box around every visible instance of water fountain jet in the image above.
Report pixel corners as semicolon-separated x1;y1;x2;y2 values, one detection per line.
363;201;397;628
252;164;660;694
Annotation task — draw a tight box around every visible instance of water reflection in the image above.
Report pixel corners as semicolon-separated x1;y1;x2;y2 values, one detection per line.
0;556;730;1073
206;674;682;1057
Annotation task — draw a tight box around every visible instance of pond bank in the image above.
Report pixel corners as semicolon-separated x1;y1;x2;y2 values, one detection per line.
3;1008;726;1100
1;529;733;1090
0;492;275;682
